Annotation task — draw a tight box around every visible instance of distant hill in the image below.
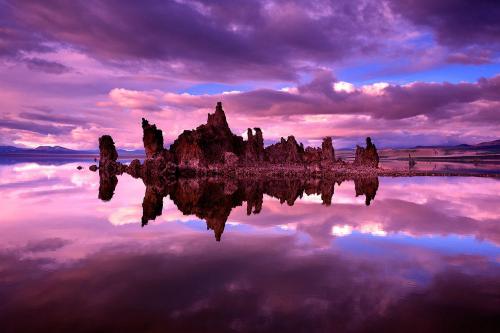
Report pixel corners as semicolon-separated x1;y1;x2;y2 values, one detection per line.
475;139;500;147
34;145;75;152
414;139;500;150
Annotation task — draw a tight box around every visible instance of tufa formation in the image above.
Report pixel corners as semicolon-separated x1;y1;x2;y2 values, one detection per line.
95;102;379;179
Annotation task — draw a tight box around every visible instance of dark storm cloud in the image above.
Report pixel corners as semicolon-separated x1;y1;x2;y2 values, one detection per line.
388;0;500;49
0;0;53;57
0;118;75;135
18;109;89;126
22;57;71;74
3;0;390;80
2;0;499;77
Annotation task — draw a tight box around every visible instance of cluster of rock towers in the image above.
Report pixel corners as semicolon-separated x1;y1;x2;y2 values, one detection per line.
94;102;379;179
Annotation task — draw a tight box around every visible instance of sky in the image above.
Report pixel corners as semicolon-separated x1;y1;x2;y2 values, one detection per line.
0;0;499;149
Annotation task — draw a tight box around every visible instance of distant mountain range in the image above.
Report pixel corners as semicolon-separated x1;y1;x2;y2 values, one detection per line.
1;139;499;156
414;139;500;150
0;145;145;156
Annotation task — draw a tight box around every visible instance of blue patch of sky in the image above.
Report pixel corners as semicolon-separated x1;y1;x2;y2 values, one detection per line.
335;232;499;259
337;60;500;85
337;32;500;85
179;218;282;235
179;219;208;231
182;83;253;95
181;80;297;95
346;63;499;86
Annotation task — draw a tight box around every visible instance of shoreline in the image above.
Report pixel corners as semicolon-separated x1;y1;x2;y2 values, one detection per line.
118;162;500;180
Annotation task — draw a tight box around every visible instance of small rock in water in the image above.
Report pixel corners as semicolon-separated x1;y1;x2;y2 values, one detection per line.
89;165;98;172
77;166;83;170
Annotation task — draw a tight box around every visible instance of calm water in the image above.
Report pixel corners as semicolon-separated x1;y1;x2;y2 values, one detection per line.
0;162;499;332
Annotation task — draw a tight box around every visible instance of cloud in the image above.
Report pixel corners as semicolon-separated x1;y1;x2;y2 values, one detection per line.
388;0;500;49
0;118;75;135
2;0;399;80
109;88;163;111
105;71;500;137
23;237;70;252
22;57;71;74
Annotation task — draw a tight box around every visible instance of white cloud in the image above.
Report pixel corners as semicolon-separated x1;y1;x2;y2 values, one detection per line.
333;81;355;93
361;82;389;96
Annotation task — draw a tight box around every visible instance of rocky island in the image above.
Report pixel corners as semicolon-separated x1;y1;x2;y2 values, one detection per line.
94;102;381;181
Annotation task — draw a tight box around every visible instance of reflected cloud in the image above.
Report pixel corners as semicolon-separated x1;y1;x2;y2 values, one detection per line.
23;237;70;253
0;235;498;333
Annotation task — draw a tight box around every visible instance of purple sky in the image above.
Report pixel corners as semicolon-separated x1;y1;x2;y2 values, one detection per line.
1;0;499;149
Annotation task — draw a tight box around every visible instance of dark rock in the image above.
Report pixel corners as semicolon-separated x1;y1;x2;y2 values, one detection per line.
303;137;334;165
127;159;142;178
141;184;165;227
142;118;164;158
141;155;176;183
224;152;239;167
354;177;379;206
98;135;122;174
98;172;118;202
409;154;416;168
304;147;322;163
76;166;83;170
243;128;265;163
170;102;244;167
207;101;230;129
89;165;98;172
265;136;304;164
354;137;379;168
168;178;244;241
321;137;335;161
98;135;118;165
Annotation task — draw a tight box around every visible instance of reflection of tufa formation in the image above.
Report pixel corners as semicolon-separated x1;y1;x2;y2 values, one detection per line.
93;102;379;178
97;173;379;241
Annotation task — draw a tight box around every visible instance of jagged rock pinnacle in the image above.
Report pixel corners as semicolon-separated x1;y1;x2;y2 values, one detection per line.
142;118;164;158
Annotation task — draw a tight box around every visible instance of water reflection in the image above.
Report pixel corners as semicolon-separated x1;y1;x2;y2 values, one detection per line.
99;170;379;241
1;163;499;332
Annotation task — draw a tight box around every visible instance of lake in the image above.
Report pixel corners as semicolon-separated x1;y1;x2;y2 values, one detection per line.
0;162;499;332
